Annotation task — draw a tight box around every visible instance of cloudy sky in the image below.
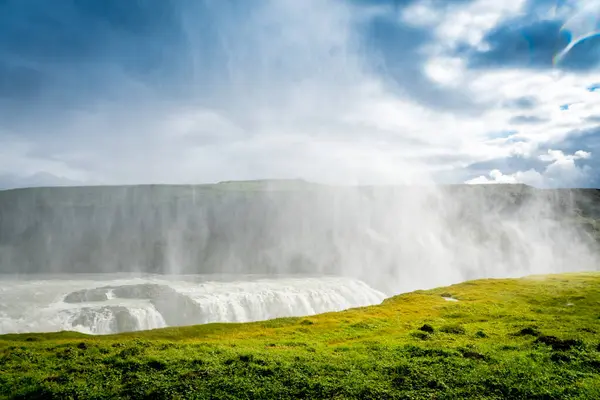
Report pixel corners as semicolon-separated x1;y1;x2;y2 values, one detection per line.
0;0;598;188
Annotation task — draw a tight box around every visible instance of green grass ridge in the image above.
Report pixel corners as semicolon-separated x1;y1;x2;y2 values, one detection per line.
2;272;600;399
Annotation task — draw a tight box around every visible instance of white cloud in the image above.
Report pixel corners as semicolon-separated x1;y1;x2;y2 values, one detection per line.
452;66;600;166
423;57;465;86
434;0;527;51
466;149;592;187
539;149;591;162
466;168;545;186
403;0;527;51
405;0;600;173
400;0;444;27
575;150;592;159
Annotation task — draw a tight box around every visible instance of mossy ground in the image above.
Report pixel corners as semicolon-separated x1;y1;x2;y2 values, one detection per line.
1;272;600;399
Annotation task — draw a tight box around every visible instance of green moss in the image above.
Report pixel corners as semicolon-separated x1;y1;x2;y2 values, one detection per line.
1;272;600;399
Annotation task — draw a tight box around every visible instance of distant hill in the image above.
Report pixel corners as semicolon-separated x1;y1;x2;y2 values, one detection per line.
0;172;85;190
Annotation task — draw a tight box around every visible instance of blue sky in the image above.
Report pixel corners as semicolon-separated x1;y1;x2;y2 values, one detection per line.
0;0;599;188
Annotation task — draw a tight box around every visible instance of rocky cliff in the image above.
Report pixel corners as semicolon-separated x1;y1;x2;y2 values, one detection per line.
1;181;598;292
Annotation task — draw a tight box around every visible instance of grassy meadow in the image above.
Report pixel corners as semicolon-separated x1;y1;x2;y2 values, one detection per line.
1;272;600;399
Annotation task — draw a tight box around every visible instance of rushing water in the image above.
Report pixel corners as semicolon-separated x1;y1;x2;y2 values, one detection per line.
2;184;598;335
0;274;385;335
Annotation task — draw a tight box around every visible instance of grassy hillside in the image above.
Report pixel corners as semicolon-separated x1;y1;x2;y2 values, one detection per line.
1;273;600;399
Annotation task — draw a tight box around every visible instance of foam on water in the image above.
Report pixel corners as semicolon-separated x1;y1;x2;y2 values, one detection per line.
173;277;384;324
0;274;385;335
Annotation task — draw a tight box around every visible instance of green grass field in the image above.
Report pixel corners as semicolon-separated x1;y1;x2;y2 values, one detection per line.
2;272;600;399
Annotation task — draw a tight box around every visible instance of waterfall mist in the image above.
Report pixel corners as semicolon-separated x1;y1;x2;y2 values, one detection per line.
1;183;599;293
1;0;599;335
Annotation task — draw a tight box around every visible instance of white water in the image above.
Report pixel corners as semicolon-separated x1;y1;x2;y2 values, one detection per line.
0;274;385;335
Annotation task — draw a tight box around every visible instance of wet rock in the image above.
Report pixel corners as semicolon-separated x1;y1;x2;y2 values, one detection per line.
69;306;139;333
65;283;208;328
64;288;110;303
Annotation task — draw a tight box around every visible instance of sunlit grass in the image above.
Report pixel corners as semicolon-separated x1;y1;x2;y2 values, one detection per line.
1;272;600;399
